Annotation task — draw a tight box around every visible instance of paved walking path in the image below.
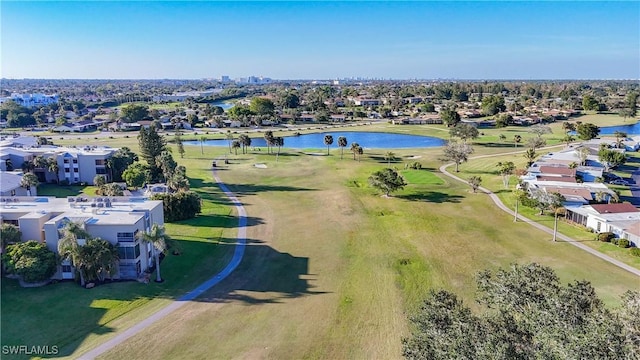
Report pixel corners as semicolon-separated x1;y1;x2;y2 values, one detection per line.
80;169;247;359
439;162;640;278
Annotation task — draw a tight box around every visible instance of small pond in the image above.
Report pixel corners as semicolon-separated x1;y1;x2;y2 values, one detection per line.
185;131;446;149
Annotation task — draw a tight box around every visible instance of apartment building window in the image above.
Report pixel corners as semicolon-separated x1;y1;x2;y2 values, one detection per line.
3;220;19;226
72;159;78;164
95;159;105;166
64;159;70;164
118;244;140;260
62;264;72;273
74;168;79;173
96;168;107;174
117;231;136;242
65;168;70;173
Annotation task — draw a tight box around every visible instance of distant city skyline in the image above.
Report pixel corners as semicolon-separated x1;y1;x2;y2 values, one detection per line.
1;1;638;80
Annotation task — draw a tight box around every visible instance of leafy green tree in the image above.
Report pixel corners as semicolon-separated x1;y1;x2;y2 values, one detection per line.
496;161;516;188
249;97;275;116
120;103;149;123
403;263;633;360
1;223;22;253
576;122;600;140
156;150;178;182
625;91;638;117
440;108;461;127
468;176;482;193
449;123;479;144
526;136;546;150
107;147;138;182
528;124;552;138
368;168;407;196
495;114;512;128
167;166;189;192
227;104;253;120
138;126;167;182
582;94;600;111
152;191;202;222
598;148;627;171
337;136;348;159
4;241;57;283
562;122;576;133
323;134;334;155
562;134;575;146
481;94;506;115
122;163;151;189
279;92;300;109
441;141;474;172
93;175;106;187
136;224;171;283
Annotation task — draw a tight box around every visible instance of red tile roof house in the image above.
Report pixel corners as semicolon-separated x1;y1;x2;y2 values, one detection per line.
565;202;640;236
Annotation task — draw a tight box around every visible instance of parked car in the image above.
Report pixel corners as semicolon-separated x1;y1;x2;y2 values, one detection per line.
610;179;629;185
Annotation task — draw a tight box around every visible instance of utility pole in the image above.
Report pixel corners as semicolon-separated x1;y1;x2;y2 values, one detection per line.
552;211;559;242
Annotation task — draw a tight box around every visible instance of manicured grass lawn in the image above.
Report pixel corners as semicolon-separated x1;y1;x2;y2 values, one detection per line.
94;147;638;360
3;118;638;359
401;169;445;185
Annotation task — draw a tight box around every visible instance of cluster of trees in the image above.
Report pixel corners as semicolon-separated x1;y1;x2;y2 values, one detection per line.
3;239;57;283
0;101;36;127
403;263;639;359
151;191;202;222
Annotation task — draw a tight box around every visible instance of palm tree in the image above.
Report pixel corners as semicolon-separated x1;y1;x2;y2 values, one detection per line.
21;161;34;173
87;238;119;282
58;221;91;286
323;135;334;155
225;131;234;153
231;140;241;155
199;136;207;155
46;157;60;183
384;151;396;165
136;224;171;283
273;137;284;161
337;136;347;159
514;135;522;148
264;131;274;154
20;173;39;196
239;134;251;154
614;131;627;149
350;142;360;160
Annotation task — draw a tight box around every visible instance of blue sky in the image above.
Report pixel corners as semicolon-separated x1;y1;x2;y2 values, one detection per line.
1;1;638;79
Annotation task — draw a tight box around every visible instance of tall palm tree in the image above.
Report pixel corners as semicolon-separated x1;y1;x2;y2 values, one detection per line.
87;238;119;282
20;173;39;196
337;136;347;159
323;135;334;155
385;151;396;165
239;134;251;154
136;224;171;283
264;131;274;154
58;221;91;286
350;142;360;160
225;131;234;153
46;157;60;183
199;136;207;155
231;140;241;155
614;131;627;149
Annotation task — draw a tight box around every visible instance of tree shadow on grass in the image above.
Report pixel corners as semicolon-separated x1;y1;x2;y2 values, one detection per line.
197;242;327;305
479;142;520;148
178;214;265;228
397;191;464;203
224;183;316;197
